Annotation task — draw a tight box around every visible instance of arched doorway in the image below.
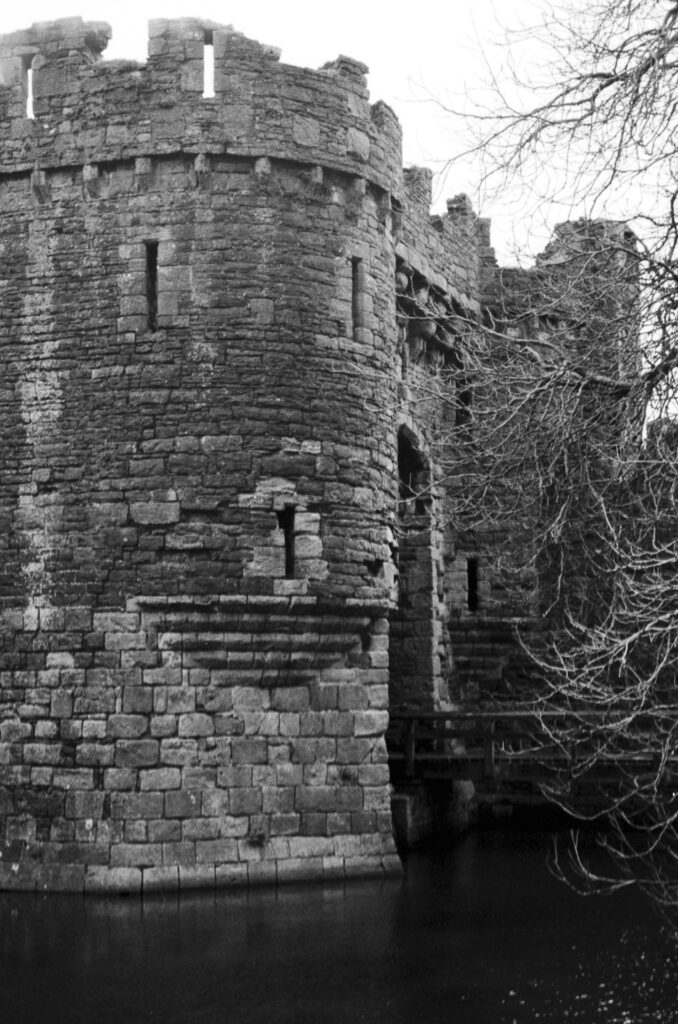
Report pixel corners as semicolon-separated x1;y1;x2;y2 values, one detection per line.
389;427;438;710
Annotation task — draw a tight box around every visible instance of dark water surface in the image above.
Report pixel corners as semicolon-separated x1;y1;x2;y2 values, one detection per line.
1;829;677;1024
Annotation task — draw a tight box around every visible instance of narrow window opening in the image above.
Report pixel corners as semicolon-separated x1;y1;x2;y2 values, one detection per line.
203;31;215;98
276;506;296;578
26;66;35;120
145;241;159;332
351;257;364;340
467;557;479;612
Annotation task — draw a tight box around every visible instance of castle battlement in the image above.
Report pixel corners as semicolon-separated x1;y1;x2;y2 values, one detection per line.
0;18;402;195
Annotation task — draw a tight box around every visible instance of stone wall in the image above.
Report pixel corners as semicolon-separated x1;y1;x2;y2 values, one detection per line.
0;596;396;892
0;16;550;889
0;17;405;891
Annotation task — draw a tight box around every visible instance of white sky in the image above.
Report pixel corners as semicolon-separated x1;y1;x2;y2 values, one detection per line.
0;0;555;263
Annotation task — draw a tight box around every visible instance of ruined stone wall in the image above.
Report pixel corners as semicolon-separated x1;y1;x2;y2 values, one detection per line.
0;15;568;888
391;168;535;708
0;18;404;892
390;169;492;711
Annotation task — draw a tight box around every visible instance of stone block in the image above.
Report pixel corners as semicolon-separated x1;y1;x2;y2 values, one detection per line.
357;764;390;786
149;820;181;843
183;819;220;841
270;688;309;712
336;738;373;763
219;816;249;838
162;841;197;867
297;786;340;811
85;867;142;894
165;790;201;818
105;632;147;651
231;687;270;711
350;811;376;834
108;714;148;739
322;856;346;880
229;787;262;815
337;684;369;711
278;713;300;737
160;738;199;766
150;716;177;738
45;653;75;669
301;813;328;836
196;688;233;713
363;787;391;812
53;769;95;790
111;792;164;820
215;863;248;888
110;843;162;868
50;692;73;718
93;613;139;632
178;713;214;737
23;743;62;766
35;865;86;893
262;786;294;814
327;812;352;835
142;866;179;892
0;721;32;742
353;711;389;737
214;714;243;736
65;792;105;819
130;502;180;524
140;767;181;791
276;763;303;787
179;865;215;890
231;738;267;764
123;821;147;843
201;790;229;816
114;740;159;768
269;813;299;836
286;836;333;859
277;857;324;883
337;787;363;812
165;688;196;713
195;839;238;864
123;686;154;713
103;768;136;791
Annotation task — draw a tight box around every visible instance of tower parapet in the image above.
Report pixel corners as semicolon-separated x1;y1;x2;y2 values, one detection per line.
0;17;402;194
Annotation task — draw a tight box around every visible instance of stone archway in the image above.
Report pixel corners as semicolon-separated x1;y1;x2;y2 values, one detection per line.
389;426;438;711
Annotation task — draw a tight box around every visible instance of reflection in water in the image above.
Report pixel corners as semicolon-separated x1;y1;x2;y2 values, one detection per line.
0;829;677;1024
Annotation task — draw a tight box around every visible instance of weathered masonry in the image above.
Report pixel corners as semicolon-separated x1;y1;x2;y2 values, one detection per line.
0;17;523;893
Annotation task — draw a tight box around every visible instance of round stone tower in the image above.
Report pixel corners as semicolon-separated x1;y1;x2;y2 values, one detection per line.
0;18;404;891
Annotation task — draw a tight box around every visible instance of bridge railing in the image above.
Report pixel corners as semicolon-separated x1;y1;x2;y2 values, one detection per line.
386;708;676;785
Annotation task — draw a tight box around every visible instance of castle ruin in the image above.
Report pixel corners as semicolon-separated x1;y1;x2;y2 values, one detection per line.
0;17;604;892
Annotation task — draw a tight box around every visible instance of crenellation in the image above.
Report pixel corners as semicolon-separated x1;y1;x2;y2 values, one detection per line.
0;18;401;195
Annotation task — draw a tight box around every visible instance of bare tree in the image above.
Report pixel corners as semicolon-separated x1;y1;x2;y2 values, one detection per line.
428;0;678;909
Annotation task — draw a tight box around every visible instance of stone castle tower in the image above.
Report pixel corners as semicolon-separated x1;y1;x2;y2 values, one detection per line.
0;17;625;892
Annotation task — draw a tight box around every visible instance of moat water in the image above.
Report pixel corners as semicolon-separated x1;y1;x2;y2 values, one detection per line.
1;828;676;1024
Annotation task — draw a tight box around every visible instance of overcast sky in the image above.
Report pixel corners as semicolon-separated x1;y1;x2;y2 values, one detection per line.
0;1;552;263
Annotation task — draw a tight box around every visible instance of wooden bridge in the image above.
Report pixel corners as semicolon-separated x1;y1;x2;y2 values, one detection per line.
386;708;678;805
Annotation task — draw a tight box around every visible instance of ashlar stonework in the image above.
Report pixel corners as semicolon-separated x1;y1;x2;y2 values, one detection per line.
0;16;532;892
